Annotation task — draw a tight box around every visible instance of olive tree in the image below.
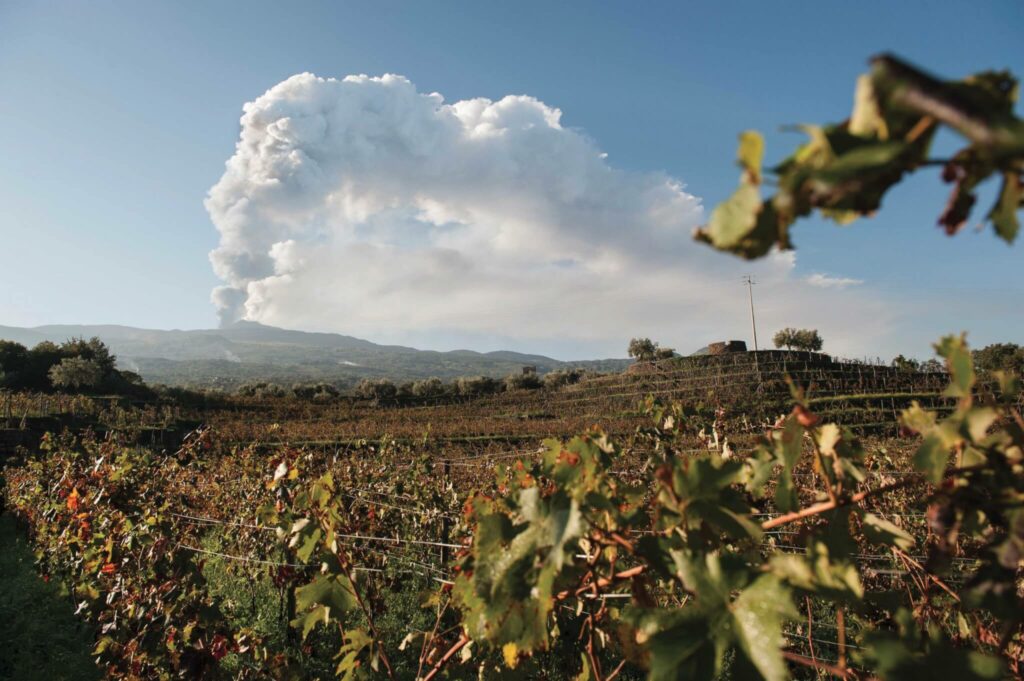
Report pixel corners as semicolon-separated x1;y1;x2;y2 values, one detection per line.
355;378;397;404
48;357;103;391
772;328;823;352
628;338;675;362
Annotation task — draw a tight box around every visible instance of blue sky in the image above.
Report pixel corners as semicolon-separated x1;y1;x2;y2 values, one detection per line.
0;1;1021;359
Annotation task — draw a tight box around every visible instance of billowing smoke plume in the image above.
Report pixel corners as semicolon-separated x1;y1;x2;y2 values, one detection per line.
207;73;888;357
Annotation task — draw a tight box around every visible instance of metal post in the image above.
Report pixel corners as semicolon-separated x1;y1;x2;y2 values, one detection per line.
440;459;452;567
743;276;761;379
743;276;759;351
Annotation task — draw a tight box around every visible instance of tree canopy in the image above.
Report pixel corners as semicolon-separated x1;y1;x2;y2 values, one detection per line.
0;336;148;396
628;337;676;361
972;342;1024;377
772;328;824;352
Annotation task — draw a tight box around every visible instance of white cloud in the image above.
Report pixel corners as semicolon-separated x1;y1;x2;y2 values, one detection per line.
206;73;892;358
804;273;865;289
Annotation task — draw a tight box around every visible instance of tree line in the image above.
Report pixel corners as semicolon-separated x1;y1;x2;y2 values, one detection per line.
0;337;150;397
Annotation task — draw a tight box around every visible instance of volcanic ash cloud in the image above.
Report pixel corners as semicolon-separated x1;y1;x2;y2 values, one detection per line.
206;72;885;357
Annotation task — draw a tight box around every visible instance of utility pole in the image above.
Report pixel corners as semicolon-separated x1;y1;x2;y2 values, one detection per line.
742;275;759;351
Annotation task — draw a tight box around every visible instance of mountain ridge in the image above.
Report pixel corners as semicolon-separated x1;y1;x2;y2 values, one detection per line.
0;321;631;389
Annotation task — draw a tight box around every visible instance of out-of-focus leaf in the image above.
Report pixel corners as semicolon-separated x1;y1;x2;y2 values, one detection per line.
988;170;1021;243
770;540;863;602
625;606;718;681
573;652;593;681
850;74;889;139
861;512;916;551
773;417;804;513
935;334;975;398
696;54;1024;258
737;130;764;183
913;434;949;484
863;633;1005;681
696;184;763;251
963;407;997;442
502;641;519;669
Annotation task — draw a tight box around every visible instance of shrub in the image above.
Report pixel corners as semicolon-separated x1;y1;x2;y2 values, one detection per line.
235;381;286;398
504;371;542;391
291;382;340;401
355;378;397;404
543;368;586;390
410;377;446;399
891;354;921;372
454;375;501;397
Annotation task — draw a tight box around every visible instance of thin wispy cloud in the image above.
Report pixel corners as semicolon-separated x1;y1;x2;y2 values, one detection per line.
804;273;865;289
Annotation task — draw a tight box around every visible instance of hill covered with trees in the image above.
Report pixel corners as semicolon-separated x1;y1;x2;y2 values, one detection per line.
0;321;631;389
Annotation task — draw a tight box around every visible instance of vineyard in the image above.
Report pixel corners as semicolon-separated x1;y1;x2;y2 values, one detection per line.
2;53;1023;681
1;351;952;459
2;337;1022;680
203;351;953;446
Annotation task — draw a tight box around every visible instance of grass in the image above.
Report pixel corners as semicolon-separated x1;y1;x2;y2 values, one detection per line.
0;513;99;681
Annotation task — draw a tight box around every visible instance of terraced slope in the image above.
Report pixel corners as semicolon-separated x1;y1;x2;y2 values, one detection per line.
203;351;951;452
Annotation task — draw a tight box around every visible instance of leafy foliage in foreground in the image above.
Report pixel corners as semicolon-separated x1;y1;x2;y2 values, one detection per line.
4;334;1023;679
4;431;263;679
240;334;1024;679
695;54;1024;257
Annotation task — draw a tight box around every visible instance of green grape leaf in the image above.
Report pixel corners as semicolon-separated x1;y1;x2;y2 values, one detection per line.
773;417;805;513
295;527;322;563
335;629;373;681
770;540;863;602
696;55;1024;258
912;434;949;484
294;604;329;641
861;512;915;551
626;606;718;681
453;481;584;651
935;334;975;398
731;575;799;681
294;574;357;617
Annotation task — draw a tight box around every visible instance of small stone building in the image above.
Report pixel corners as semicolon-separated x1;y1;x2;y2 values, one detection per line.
691;340;748;356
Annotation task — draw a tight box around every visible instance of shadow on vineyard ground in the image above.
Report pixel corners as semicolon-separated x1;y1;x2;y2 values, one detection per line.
0;513;99;681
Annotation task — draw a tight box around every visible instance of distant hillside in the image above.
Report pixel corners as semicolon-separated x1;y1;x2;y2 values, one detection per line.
0;321;632;389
